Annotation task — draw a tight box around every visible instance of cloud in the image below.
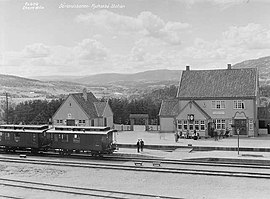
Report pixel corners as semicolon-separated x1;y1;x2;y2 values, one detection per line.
76;10;142;33
22;43;51;58
73;39;109;61
222;23;270;49
76;10;191;45
183;0;250;9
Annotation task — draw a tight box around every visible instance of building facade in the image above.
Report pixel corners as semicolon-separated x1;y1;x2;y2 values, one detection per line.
159;65;259;137
52;89;113;128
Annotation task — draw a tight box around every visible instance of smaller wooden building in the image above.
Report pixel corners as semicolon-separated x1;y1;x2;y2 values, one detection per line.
52;89;113;128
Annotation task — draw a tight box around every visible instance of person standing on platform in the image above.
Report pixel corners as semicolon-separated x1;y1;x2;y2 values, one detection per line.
214;129;218;141
136;139;140;153
140;139;144;152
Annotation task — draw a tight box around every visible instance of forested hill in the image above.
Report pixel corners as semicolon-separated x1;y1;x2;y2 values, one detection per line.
233;56;270;85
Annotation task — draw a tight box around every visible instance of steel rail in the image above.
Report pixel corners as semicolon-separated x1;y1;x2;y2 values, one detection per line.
0;156;270;179
0;178;181;199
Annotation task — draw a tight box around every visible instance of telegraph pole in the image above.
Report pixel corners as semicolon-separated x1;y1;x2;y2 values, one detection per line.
5;92;9;124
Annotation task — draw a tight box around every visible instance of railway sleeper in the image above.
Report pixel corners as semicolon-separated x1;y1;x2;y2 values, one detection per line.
153;161;161;167
19;154;27;158
134;162;143;166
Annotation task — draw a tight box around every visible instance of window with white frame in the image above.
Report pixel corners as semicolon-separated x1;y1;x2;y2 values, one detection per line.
189;123;193;130
195;120;199;130
200;121;205;131
228;119;232;130
233;100;245;109
221;119;226;129
183;120;188;130
249;120;254;130
177;120;182;130
213;119;226;130
212;100;225;109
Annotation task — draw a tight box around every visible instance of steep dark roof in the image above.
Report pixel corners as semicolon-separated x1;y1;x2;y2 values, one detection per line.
159;99;180;116
93;102;107;117
71;92;99;118
177;68;257;99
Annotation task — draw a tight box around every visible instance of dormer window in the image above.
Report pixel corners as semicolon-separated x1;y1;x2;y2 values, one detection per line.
233;100;245;109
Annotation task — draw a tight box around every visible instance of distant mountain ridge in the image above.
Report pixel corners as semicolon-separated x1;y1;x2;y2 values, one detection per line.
2;56;270;101
32;69;182;85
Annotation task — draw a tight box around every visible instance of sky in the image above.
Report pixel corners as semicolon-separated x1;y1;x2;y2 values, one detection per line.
1;0;270;77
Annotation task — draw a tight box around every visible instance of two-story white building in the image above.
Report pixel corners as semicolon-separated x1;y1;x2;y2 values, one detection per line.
159;65;259;137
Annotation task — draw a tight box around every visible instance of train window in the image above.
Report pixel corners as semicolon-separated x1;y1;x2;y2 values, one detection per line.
62;134;68;142
73;134;80;143
14;133;20;142
5;133;10;140
32;134;36;143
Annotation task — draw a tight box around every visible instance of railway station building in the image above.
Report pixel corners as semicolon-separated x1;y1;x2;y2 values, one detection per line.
52;89;114;128
159;65;260;137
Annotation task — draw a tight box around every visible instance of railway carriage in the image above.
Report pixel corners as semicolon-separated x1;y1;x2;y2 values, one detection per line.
0;124;50;152
46;126;117;156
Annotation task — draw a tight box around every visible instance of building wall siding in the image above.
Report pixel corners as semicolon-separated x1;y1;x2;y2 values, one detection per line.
160;117;175;132
177;99;257;137
103;103;114;128
53;96;89;126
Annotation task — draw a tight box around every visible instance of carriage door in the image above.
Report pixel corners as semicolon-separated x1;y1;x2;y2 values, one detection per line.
234;119;247;135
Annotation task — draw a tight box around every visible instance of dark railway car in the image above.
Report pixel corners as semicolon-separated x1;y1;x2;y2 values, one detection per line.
0;124;50;152
46;126;117;156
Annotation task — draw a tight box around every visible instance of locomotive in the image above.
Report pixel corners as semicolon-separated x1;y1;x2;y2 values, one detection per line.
0;124;117;156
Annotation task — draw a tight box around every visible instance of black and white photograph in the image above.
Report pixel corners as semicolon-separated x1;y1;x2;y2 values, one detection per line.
1;0;270;198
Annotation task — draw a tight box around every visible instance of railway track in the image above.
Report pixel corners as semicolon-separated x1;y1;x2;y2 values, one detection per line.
0;178;180;199
0;156;270;179
2;149;270;170
103;155;270;169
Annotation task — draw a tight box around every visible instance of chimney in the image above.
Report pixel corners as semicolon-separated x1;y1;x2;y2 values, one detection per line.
82;88;88;101
227;64;232;69
186;65;190;71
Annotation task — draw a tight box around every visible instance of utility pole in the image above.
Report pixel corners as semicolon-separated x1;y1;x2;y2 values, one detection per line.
5;92;8;124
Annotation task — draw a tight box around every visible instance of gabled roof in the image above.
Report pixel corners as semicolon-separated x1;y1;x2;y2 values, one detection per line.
159;99;180;117
71;92;99;118
177;100;211;119
177;68;258;99
93;102;107;117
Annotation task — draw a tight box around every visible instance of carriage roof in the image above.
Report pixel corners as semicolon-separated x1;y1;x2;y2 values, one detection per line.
46;128;116;135
53;125;110;131
0;124;49;133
